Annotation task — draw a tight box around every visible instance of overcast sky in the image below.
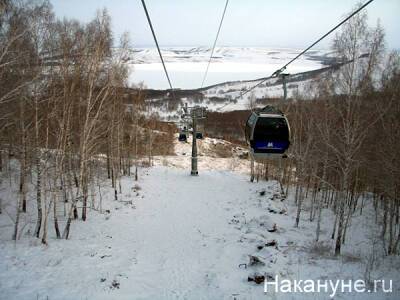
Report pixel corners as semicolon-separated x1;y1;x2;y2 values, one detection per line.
50;0;400;50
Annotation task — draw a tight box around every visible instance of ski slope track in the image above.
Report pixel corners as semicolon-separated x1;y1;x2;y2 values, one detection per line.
1;143;399;299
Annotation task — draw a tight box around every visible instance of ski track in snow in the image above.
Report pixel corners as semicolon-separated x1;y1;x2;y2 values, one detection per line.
1;158;400;299
130;169;258;299
0;167;278;299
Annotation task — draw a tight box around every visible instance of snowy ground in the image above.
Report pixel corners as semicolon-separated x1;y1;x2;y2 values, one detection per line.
152;137;250;175
1;140;400;299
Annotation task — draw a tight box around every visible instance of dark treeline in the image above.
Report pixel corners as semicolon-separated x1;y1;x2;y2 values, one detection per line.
0;0;173;243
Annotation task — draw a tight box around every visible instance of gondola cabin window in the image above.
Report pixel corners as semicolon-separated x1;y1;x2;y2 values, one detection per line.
253;116;290;154
245;106;291;158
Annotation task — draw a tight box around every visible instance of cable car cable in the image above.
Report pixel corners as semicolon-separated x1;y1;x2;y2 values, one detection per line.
216;0;374;111
141;0;175;94
201;0;229;88
278;0;374;77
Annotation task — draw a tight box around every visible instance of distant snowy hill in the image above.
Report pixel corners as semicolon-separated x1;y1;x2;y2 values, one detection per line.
120;47;378;120
123;47;339;120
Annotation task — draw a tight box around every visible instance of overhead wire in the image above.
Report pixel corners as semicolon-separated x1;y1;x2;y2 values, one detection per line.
141;0;175;94
200;0;229;88
216;0;375;111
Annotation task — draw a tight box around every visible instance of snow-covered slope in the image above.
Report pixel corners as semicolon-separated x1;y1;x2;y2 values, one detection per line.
152;136;250;172
1;166;399;299
1;139;399;299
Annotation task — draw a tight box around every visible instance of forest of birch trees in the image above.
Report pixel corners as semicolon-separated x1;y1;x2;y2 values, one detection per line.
0;0;173;244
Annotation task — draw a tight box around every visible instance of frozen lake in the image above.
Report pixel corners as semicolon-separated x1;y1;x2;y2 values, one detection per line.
126;47;328;89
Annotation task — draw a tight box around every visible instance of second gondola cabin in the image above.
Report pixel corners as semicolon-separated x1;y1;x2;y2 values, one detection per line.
178;126;188;142
245;106;290;160
178;132;187;142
